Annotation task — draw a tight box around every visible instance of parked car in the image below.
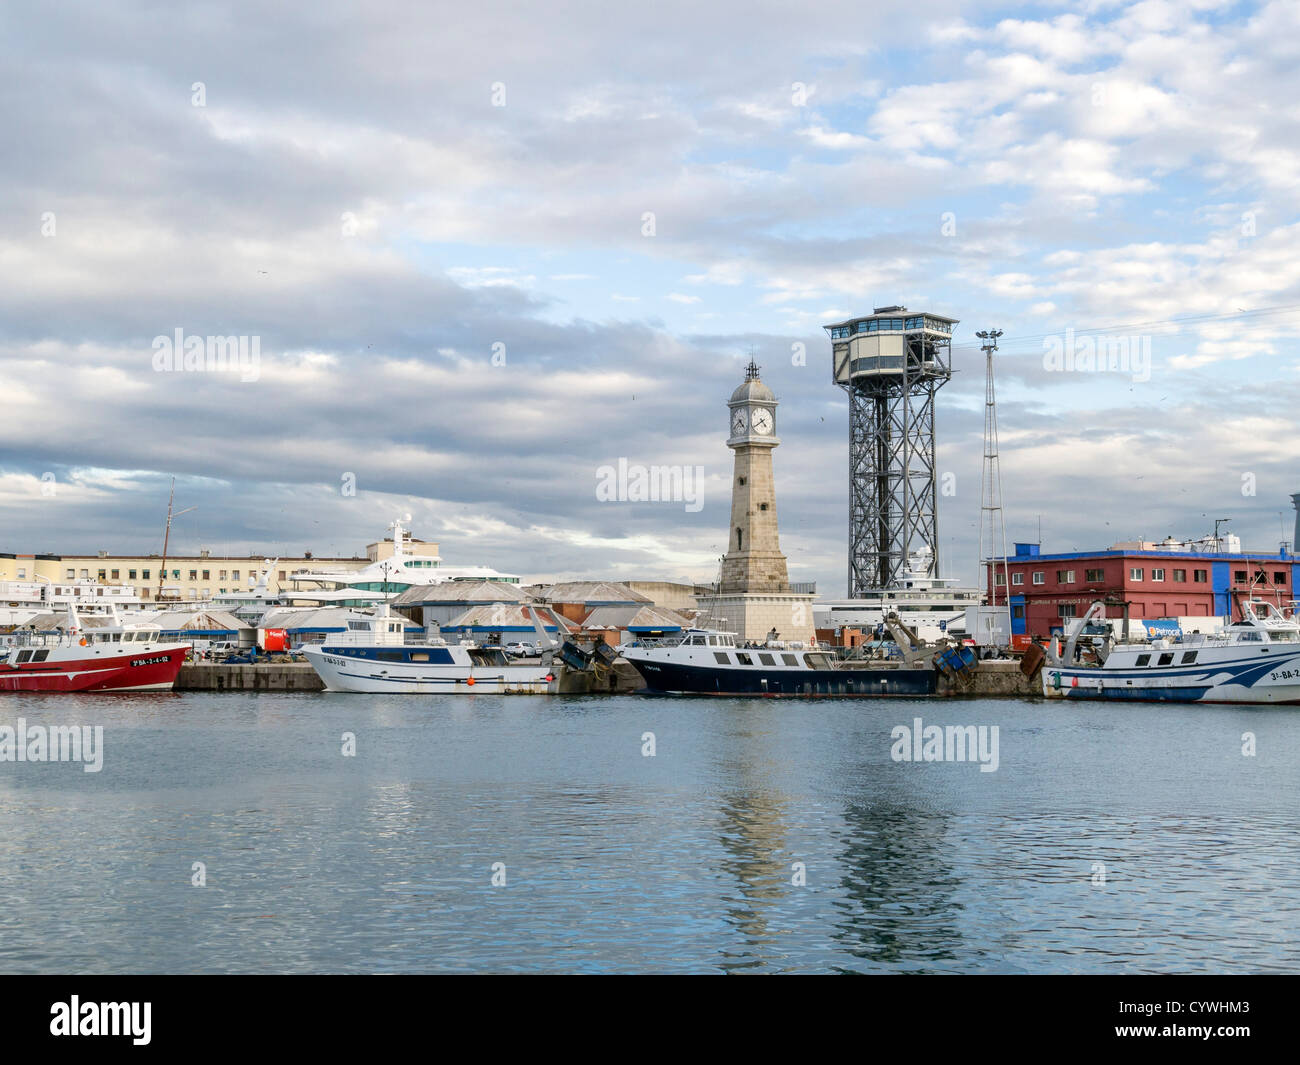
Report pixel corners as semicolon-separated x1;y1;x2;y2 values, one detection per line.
503;642;537;658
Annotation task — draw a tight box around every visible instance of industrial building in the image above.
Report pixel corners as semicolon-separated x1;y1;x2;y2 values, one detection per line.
994;540;1298;637
0;534;442;604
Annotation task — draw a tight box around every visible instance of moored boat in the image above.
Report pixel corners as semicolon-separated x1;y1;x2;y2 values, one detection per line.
621;628;937;697
0;606;187;693
301;607;554;694
1042;597;1300;704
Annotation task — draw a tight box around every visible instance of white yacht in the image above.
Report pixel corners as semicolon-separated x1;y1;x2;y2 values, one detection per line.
816;548;982;643
1042;597;1300;704
285;515;522;605
301;605;553;694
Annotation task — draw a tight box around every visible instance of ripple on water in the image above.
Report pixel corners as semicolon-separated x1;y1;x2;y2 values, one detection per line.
0;692;1296;973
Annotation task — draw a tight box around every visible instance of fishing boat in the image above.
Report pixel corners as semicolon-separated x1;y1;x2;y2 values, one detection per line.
0;606;187;693
1042;597;1300;704
621;628;937;696
301;606;554;694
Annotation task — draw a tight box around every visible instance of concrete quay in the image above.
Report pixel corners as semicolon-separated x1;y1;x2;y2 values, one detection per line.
175;658;1040;697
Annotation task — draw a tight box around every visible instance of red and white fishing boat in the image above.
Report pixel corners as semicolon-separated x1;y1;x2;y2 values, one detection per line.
0;606;187;693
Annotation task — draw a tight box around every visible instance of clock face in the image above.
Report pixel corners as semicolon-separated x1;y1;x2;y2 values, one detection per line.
751;408;773;434
731;409;748;435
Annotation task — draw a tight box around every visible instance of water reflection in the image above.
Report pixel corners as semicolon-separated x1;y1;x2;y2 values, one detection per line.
830;801;965;972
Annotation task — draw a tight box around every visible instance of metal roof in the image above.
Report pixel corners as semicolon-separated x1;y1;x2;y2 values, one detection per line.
390;580;531;606
526;581;651;605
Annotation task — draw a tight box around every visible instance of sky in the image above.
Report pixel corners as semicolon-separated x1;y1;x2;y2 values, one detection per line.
2;0;1299;595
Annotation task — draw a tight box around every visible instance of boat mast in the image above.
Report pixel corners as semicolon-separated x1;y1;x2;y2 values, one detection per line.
156;478;197;603
157;478;175;602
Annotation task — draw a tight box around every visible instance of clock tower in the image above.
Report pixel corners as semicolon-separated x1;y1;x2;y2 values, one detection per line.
702;360;815;645
721;360;789;592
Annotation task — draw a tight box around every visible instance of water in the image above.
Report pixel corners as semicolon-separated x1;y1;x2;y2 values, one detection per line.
0;692;1296;973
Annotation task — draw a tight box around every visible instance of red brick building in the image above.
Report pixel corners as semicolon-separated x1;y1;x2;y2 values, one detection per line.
990;543;1299;638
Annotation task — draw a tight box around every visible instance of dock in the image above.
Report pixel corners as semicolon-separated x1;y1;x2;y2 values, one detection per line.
176;657;1039;696
178;663;324;692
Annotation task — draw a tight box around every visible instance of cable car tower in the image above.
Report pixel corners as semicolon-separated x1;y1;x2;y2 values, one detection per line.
825;307;958;596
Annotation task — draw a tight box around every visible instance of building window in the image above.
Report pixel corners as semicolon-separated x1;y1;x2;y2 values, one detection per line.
80;569;89;579
279;571;286;581
1233;570;1247;584
1032;571;1044;585
128;569;137;579
110;569;119;579
143;569;151;580
1085;568;1104;582
1057;569;1075;583
1012;573;1024;586
995;572;1006;586
1130;568;1143;580
16;567;25;579
232;570;240;581
1012;605;1024;619
1275;572;1288;585
1193;569;1208;583
189;570;198;581
1173;569;1186;582
202;569;210;580
219;570;227;580
1152;568;1165;582
1060;604;1077;618
97;569;106;581
66;569;75;579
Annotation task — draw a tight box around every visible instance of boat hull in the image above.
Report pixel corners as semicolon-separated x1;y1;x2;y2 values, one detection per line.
626;657;937;697
0;646;187;693
303;646;552;694
1042;654;1300;705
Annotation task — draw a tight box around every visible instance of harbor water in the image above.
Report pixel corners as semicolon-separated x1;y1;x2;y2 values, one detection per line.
0;691;1296;974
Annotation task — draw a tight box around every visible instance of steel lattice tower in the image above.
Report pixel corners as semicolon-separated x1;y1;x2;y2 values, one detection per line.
976;329;1009;605
825;306;958;596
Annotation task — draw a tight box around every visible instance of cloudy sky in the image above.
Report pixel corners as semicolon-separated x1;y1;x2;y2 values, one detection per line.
3;0;1299;594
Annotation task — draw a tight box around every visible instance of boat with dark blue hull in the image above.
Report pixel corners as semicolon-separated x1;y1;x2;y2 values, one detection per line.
621;629;936;697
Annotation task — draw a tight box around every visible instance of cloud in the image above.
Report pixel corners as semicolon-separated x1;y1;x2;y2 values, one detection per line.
2;0;1300;593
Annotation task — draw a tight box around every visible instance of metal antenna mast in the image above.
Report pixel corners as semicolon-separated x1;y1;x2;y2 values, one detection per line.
975;329;1008;606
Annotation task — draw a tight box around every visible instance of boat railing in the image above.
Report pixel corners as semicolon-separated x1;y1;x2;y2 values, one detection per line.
301;631;471;648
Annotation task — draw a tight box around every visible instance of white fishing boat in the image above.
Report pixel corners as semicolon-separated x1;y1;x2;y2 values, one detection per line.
1042;597;1300;704
301;606;553;694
